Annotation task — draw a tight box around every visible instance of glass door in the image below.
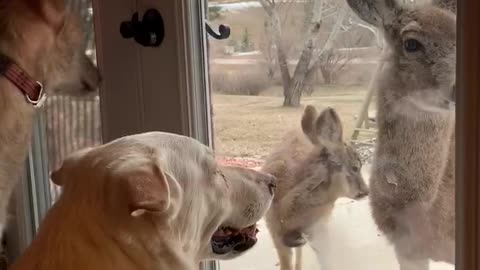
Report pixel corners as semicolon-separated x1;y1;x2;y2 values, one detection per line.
204;0;456;270
5;0;474;269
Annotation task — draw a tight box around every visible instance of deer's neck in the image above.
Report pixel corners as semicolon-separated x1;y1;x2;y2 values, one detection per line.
372;66;455;206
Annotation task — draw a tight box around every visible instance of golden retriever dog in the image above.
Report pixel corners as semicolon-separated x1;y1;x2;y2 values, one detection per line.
10;132;276;270
0;0;100;238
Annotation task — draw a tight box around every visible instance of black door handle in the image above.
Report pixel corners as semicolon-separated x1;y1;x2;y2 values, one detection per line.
206;23;230;40
120;9;165;47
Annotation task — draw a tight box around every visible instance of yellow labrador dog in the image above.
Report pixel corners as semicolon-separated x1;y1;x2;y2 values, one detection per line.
0;0;100;238
10;132;276;270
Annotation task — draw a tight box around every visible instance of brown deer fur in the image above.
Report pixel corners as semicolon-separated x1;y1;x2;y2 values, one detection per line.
346;0;456;269
262;106;369;270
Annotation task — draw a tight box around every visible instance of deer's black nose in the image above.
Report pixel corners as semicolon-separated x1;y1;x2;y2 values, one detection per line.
267;175;277;195
355;190;369;200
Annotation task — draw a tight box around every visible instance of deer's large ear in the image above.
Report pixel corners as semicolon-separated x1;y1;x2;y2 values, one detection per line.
302;105;320;144
23;0;66;31
315;107;343;143
118;163;171;217
346;0;399;27
432;0;456;13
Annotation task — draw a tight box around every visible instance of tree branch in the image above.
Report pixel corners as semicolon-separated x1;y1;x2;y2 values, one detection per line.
348;18;384;49
259;0;292;87
259;0;275;15
308;3;348;71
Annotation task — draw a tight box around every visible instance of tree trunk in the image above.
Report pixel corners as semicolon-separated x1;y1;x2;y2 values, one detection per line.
267;66;275;79
277;46;291;98
320;66;332;84
261;0;345;107
303;71;315;96
282;21;321;106
283;80;304;107
268;10;292;97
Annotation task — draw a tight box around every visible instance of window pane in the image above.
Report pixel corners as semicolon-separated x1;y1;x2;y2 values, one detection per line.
205;0;456;269
46;0;102;203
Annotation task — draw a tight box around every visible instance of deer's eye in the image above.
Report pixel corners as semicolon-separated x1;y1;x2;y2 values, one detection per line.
404;38;422;53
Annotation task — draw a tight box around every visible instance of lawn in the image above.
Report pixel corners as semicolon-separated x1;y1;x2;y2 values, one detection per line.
211;86;374;159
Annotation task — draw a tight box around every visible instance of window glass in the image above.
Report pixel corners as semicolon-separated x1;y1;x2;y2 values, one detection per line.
205;0;456;269
46;0;102;202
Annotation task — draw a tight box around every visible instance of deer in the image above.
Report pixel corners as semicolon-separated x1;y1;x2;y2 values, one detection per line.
346;0;456;269
262;105;369;270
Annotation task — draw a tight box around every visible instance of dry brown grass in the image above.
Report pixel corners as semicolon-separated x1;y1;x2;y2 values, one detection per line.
212;86;374;159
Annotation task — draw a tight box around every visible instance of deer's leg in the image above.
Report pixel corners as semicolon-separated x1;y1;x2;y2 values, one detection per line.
294;247;303;270
308;224;334;270
271;230;294;270
395;247;429;270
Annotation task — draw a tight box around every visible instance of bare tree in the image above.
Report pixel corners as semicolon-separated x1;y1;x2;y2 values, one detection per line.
260;20;278;80
259;1;304;81
260;0;351;107
320;23;369;84
318;48;351;84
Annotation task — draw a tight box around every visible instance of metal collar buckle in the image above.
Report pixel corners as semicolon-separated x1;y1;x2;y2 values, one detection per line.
25;81;46;108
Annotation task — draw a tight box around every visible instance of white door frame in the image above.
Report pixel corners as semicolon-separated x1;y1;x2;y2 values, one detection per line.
93;0;216;268
92;0;212;145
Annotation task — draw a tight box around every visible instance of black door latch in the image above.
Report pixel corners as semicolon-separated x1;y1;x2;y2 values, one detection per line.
120;9;165;47
205;23;231;40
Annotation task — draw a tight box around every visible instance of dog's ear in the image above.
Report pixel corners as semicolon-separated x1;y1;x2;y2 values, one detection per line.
50;168;63;186
23;0;66;32
51;147;94;186
123;164;171;217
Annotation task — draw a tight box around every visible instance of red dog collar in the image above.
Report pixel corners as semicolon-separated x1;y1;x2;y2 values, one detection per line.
0;54;45;107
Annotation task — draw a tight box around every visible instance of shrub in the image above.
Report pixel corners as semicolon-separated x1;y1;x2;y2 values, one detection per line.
211;70;271;96
208;6;223;20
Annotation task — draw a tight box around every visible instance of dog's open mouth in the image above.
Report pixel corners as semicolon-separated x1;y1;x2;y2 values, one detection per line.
211;225;259;254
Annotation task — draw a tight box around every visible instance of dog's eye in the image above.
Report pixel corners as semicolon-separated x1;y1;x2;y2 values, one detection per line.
404;38;422;53
352;166;360;173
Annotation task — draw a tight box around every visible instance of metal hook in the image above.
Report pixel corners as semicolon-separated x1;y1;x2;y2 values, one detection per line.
205;23;231;40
